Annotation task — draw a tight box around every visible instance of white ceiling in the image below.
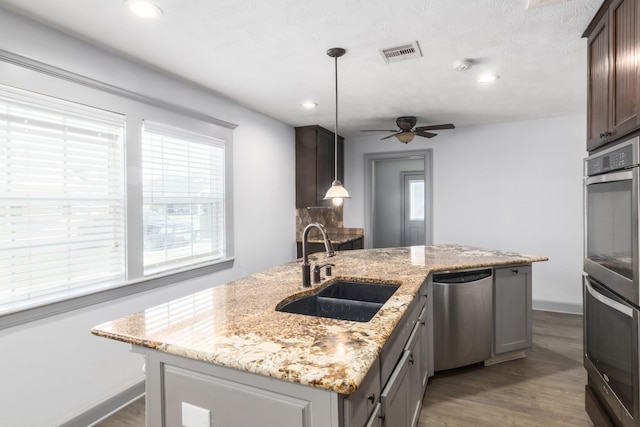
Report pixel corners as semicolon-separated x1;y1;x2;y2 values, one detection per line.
0;0;602;138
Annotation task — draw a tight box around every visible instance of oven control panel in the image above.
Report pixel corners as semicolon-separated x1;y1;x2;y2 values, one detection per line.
586;139;638;176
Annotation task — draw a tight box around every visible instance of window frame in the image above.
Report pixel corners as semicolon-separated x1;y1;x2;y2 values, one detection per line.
0;50;236;330
141;120;227;275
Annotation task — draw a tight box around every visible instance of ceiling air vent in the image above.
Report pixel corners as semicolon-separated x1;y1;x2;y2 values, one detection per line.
379;41;422;64
526;0;567;9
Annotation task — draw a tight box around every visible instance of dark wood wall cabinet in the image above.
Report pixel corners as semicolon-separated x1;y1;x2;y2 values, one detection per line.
584;0;640;151
295;125;344;208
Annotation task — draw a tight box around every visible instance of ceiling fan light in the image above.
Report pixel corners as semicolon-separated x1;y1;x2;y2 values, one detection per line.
396;132;415;143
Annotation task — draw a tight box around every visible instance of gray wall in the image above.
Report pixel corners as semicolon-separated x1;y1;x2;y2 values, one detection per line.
345;115;586;314
373;158;424;248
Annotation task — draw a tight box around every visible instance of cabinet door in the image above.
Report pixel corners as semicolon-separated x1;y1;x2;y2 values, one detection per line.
493;265;532;355
315;127;334;206
381;350;411;427
365;403;383;427
587;11;611;151
295;126;319;208
295;125;344;208
163;364;314;427
610;0;639;139
417;305;429;393
405;324;423;427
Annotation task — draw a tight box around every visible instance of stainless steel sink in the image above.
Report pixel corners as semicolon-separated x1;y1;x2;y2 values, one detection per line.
276;280;399;322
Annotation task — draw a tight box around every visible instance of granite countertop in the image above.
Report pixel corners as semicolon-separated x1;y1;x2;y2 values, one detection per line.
91;245;547;395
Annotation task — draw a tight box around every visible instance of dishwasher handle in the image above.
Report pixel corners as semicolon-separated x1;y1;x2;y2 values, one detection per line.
433;269;492;284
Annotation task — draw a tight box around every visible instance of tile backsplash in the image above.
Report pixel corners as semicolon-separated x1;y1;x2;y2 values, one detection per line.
295;206;343;235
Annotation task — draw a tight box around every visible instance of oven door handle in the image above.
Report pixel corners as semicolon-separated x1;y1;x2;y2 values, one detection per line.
585;169;634;185
585;278;633;317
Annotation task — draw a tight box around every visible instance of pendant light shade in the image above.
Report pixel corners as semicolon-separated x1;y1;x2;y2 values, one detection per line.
323;47;351;206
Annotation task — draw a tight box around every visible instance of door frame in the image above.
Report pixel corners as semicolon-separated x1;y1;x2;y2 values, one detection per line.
364;149;433;249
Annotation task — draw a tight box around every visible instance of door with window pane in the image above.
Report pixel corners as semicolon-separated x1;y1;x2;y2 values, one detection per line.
402;173;425;246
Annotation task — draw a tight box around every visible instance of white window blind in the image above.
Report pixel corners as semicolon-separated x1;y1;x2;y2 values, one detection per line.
142;121;225;274
0;85;126;310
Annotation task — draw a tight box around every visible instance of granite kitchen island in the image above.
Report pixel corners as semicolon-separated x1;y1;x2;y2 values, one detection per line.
92;245;547;427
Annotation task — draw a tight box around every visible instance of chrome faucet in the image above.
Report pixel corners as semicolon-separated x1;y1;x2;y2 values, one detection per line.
301;222;335;288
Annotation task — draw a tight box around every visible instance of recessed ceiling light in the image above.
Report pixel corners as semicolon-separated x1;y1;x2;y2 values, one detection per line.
476;74;500;84
301;102;318;109
124;0;163;19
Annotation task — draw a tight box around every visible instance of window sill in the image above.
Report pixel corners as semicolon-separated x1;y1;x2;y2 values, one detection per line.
0;257;235;331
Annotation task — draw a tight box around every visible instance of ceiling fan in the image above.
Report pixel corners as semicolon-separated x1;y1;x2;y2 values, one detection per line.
360;116;455;143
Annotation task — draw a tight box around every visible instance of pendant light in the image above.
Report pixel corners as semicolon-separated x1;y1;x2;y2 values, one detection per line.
323;47;351;207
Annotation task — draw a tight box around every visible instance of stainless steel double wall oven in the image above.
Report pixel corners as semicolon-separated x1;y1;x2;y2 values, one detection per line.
584;137;640;427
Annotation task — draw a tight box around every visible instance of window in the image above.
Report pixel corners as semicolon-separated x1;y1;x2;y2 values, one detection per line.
142;121;225;274
0;85;126;309
0;83;233;319
409;179;425;221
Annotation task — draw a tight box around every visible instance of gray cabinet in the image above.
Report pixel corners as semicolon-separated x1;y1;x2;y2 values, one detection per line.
493;265;532;355
379;282;429;427
143;279;433;427
145;350;338;427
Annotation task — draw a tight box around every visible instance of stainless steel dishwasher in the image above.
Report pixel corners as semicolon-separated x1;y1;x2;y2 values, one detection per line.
433;269;493;371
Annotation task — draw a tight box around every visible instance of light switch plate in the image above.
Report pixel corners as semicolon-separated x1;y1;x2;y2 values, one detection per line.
182;402;211;427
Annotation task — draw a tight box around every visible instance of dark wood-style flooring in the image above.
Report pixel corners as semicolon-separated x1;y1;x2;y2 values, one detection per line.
96;310;589;427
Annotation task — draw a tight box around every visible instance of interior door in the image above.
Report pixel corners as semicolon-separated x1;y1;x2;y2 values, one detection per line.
402;173;425;246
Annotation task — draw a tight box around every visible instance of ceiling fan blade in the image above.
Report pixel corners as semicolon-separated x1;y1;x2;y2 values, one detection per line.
360;129;398;133
414;123;455;131
381;133;401;140
416;131;437;138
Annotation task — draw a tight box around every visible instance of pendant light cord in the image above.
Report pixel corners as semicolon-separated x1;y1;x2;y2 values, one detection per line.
334;54;339;181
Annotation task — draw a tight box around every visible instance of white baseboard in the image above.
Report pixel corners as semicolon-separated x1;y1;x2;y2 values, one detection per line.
58;381;144;427
533;299;582;315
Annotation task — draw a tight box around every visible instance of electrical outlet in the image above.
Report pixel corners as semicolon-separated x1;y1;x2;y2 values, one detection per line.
181;402;211;427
